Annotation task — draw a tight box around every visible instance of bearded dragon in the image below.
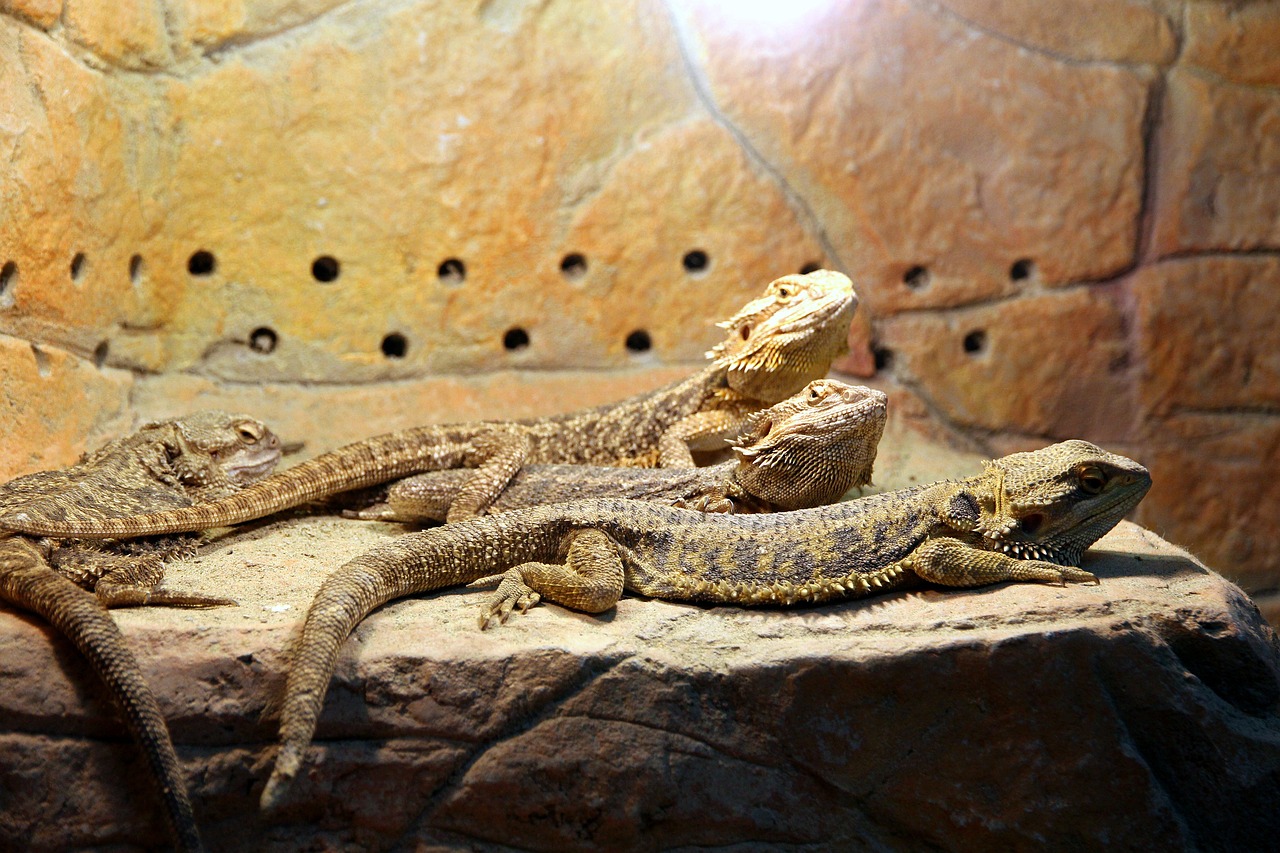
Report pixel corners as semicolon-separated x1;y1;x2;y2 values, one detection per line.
347;379;886;522
0;411;283;853
260;440;1150;809
2;270;858;539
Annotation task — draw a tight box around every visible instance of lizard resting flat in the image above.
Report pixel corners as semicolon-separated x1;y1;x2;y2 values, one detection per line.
260;439;1151;809
346;379;887;522
0;411;282;853
2;270;858;539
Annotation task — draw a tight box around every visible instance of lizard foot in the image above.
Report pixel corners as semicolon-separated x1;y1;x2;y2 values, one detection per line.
470;570;541;630
1019;561;1099;587
97;585;238;609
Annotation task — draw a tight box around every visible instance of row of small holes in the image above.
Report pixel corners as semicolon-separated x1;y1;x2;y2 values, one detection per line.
245;326;655;359
903;259;1035;289
185;250;717;283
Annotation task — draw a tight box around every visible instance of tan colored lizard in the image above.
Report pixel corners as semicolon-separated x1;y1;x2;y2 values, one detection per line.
0;270;858;539
346;379;887;522
260;440;1150;809
0;411;283;853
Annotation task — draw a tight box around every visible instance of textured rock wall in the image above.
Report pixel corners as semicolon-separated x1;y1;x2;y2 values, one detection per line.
1;1;1277;602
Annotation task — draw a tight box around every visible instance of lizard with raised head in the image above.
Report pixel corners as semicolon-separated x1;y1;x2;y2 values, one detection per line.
260;440;1150;809
0;270;858;539
0;411;283;853
346;379;887;523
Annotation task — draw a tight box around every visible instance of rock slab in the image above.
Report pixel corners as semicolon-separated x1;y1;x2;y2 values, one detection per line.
1;518;1277;851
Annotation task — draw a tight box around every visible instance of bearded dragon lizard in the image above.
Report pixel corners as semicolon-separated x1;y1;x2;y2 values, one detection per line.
0;411;283;853
260;440;1150;809
347;379;886;522
1;270;858;539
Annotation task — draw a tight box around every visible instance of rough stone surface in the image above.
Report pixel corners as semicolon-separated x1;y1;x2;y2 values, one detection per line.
1184;1;1280;87
1132;256;1280;417
679;0;1149;311
1;514;1277;851
877;287;1135;440
0;333;133;477
1151;69;1280;255
1135;413;1280;594
934;0;1177;64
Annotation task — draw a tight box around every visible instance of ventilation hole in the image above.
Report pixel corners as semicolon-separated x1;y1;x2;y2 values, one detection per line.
0;260;16;308
799;262;823;275
30;343;50;378
438;258;466;284
70;252;86;282
1010;258;1035;281
682;250;709;274
129;254;144;285
312;255;340;283
188;250;216;276
560;253;587;280
625;330;652;352
92;340;109;368
503;327;530;351
249;327;278;354
873;346;894;372
962;330;987;355
381;332;407;358
903;265;930;289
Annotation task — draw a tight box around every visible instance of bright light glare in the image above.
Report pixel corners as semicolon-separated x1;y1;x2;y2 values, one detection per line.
690;0;839;28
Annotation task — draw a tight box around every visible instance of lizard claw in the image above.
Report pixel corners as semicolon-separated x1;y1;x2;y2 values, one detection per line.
1059;566;1099;586
475;570;541;630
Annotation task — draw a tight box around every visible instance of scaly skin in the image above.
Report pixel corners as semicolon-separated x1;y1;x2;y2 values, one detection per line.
347;380;887;521
2;271;858;539
261;440;1150;809
0;411;282;853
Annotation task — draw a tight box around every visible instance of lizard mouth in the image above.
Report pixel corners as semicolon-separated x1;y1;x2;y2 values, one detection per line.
225;449;284;485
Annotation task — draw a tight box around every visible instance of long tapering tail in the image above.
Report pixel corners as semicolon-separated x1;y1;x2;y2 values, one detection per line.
0;426;472;539
0;540;204;852
259;509;567;811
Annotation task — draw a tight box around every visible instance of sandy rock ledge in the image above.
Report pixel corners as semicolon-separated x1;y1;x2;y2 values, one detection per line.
1;519;1278;851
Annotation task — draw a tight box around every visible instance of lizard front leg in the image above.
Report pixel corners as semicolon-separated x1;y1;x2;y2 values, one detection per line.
51;547;236;608
447;428;531;522
906;537;1098;588
658;407;756;468
469;529;626;628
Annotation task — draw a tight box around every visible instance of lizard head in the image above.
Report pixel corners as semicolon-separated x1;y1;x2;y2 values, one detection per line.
974;440;1151;566
709;270;858;403
732;380;887;510
157;411;284;492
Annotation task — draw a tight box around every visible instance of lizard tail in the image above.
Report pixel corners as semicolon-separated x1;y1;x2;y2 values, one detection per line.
0;539;204;853
260;510;566;811
0;425;473;539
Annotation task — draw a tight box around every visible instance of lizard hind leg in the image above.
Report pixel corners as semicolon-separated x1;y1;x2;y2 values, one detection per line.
53;548;237;608
446;429;531;523
469;528;626;629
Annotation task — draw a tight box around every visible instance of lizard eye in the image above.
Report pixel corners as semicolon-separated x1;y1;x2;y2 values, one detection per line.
739;324;751;341
776;286;792;299
236;422;262;443
807;386;823;403
1078;465;1107;495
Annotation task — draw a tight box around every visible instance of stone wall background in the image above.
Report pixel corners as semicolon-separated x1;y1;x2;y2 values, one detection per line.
0;0;1276;608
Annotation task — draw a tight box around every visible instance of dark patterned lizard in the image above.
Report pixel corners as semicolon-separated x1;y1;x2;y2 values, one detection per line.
261;440;1150;809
